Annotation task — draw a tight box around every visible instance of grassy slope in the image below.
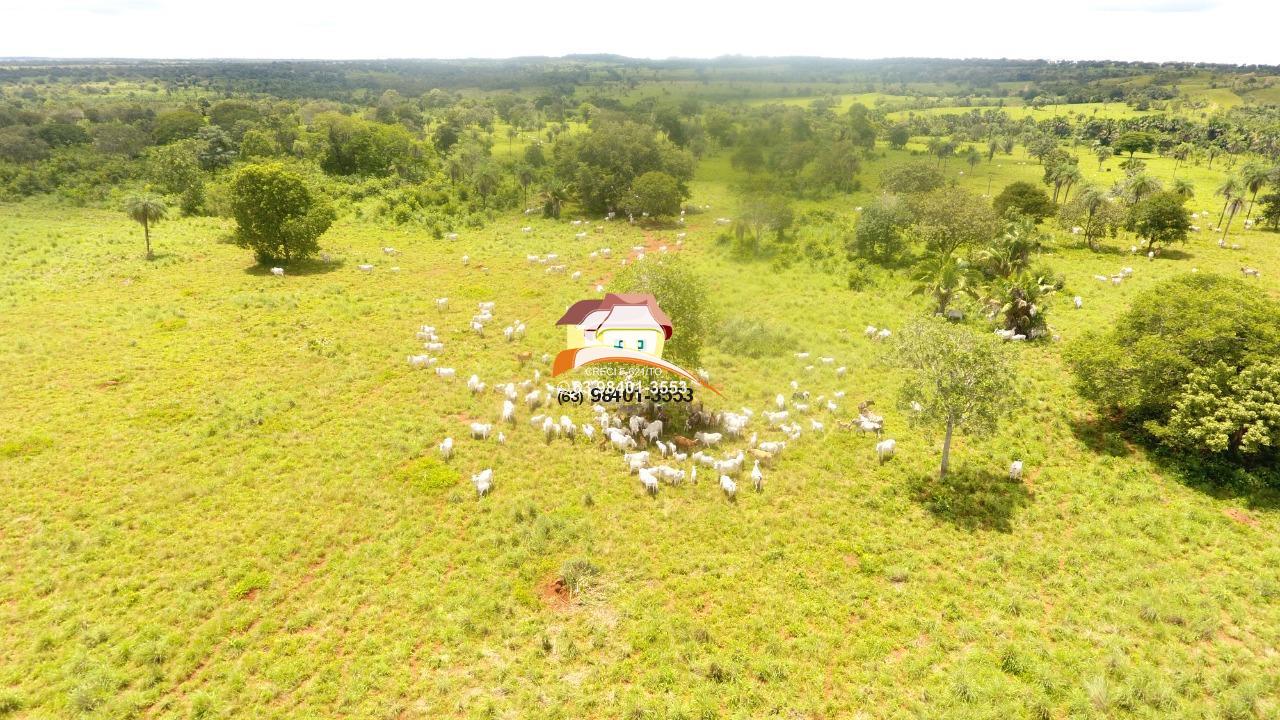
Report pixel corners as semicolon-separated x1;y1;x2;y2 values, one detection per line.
2;139;1280;720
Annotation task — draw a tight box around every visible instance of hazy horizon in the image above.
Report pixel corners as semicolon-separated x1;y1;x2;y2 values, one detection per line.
5;0;1278;66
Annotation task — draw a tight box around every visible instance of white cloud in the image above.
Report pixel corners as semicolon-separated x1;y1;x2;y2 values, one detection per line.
1;0;1276;64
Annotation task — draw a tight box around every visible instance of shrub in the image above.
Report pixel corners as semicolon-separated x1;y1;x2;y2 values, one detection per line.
852;194;909;263
992;181;1055;221
560;559;600;595
846;259;876;291
1067;274;1280;466
229;162;335;264
715;317;794;358
615;257;713;368
1126;191;1190;251
880;161;945;194
624;170;684;218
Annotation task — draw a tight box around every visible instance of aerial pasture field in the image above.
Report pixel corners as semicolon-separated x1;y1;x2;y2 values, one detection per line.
2;57;1280;719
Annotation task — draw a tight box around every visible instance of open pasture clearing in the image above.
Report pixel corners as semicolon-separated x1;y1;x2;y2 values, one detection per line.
3;144;1280;720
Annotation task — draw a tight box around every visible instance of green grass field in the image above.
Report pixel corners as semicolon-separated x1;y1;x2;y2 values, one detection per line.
2;126;1280;719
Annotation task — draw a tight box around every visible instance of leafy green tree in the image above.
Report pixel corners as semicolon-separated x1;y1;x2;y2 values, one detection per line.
880;162;944;194
229;163;335;264
992;181;1054;222
35;122;90;147
625;171;683;218
852;194;909;263
1066;273;1280;427
523;142;546;168
730;143;765;174
888;124;911;149
1258;192;1280;231
894;319;1018;481
316;113;421;177
91;123;148;157
1126;191;1190;251
146;139;205;215
239;128;279;159
0;126;50;163
196;126;237;171
1058;186;1124;251
1155;362;1280;460
907;186;1001;256
152;109;204;144
555;118;693;214
1026;135;1058;164
209;100;260;132
124;192;168;260
615;257;712;368
732;193;794;256
1113;131;1155;160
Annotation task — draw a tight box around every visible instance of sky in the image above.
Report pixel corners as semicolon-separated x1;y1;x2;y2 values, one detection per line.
2;0;1277;65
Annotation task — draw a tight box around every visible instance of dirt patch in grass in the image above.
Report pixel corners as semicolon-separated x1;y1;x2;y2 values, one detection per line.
538;575;572;610
1223;508;1259;527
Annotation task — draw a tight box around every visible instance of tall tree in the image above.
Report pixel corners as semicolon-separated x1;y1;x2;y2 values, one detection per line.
1221;195;1245;242
1094;144;1114;171
1214;175;1242;229
893;319;1017;481
124;192;168;261
1240;161;1271;223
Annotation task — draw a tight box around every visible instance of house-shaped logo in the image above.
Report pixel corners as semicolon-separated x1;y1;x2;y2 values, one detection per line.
560;293;672;357
552;293;719;394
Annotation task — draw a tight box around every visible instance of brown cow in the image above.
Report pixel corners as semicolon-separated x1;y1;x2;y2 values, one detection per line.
671;435;697;451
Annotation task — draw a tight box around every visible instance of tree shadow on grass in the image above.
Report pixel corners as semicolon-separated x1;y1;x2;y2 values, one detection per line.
1148;451;1280;513
1069;414;1133;458
1155;248;1194;261
242;258;345;277
1073;413;1280;513
910;467;1032;533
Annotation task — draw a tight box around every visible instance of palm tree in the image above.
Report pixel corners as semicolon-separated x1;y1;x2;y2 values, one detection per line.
1240;161;1271;223
995;269;1057;338
1059;166;1084;203
1205;145;1220;170
910;251;979;315
540;180;569;219
1093;144;1113;171
1214;175;1242;229
1172;178;1195;200
1124;173;1161;204
124;192;168;260
1170;143;1193;175
1075;186;1112;251
1221;196;1245;242
979;215;1038;278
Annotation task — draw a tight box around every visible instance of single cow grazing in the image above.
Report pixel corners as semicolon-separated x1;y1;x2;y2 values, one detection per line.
719;474;738;500
471;468;493;497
